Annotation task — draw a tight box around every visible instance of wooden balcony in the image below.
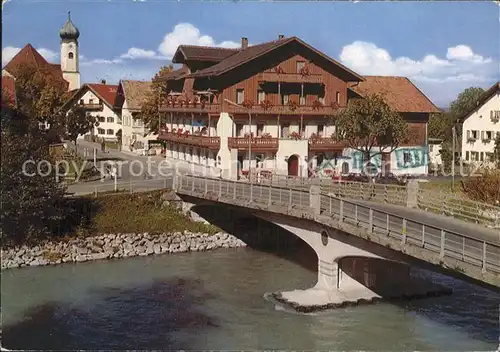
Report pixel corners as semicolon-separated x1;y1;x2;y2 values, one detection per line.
228;137;279;152
308;138;344;151
227;104;339;116
159;103;220;114
78;103;103;111
257;72;323;84
158;131;220;150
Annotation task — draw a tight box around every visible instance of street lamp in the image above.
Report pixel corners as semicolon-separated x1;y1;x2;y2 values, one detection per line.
224;98;253;200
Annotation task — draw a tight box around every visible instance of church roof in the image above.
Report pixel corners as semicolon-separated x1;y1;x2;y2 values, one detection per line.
59;12;80;40
2;43;68;89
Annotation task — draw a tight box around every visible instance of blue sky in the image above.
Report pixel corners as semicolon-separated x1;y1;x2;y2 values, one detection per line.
2;0;499;106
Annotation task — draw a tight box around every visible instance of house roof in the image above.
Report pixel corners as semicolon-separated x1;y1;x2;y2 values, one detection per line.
457;81;500;122
186;36;364;82
61;83;119;111
161;65;190;81
172;45;239;64
3;43;68;89
1;75;17;108
349;76;440;113
119;80;152;111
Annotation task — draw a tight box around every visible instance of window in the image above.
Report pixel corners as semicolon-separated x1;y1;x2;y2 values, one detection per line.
297;61;305;73
98;128;105;135
79;99;84;105
403;152;413;164
429;145;434;152
107;129;114;135
480;152;484;162
255;154;264;168
257;123;264;137
89;99;94;104
465;151;469;161
107;116;114;123
336;92;341;104
318;124;324;136
257;90;265;103
98;116;105;123
99;99;103;105
236;89;244;104
485;131;493;141
236;124;244;137
68;52;74;59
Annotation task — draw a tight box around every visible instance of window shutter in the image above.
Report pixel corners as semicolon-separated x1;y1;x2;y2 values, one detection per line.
481;131;485;140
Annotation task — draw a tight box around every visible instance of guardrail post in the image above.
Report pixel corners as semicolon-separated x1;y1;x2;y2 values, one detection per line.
288;188;292;209
402;218;407;245
384;214;389;234
268;186;272;206
309;186;321;215
354;204;358;224
421;224;425;247
339;200;344;223
218;178;222;198
406;180;419;209
482;242;487;273
329;196;332;214
384;185;388;203
191;177;195;192
368;208;373;233
204;176;208;195
233;180;236;200
440;230;445;259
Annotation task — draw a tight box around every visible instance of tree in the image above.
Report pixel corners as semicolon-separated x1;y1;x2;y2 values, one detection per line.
66;107;99;153
140;65;174;133
334;94;408;175
450;87;485;122
494;134;500;168
428;112;454;142
1;106;66;246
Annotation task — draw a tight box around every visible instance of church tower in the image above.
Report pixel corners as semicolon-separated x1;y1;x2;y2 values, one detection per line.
60;11;80;91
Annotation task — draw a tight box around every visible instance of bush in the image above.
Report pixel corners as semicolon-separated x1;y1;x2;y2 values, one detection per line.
461;169;500;205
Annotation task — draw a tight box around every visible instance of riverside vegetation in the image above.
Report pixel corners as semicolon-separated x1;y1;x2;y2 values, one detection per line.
1;190;247;270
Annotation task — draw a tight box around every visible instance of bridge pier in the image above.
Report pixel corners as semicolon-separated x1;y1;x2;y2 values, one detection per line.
256;212;451;312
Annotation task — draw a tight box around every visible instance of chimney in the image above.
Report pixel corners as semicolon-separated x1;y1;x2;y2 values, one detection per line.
278;34;284;40
101;79;106;84
241;37;248;49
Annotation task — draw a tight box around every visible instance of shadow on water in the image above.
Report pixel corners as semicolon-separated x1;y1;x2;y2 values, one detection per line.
2;278;219;350
190;203;318;273
191;202;499;345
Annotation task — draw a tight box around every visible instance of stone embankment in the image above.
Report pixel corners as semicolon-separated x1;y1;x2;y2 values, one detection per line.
1;231;247;270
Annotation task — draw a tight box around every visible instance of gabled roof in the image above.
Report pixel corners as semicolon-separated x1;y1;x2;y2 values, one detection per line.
457;81;500;122
119;80;152;111
349;76;440;114
3;43;68;89
61;83;119;111
161;65;190;81
186;36;364;82
1;75;17;108
172;45;239;64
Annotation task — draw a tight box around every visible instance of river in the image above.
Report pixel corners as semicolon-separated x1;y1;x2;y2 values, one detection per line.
2;248;499;350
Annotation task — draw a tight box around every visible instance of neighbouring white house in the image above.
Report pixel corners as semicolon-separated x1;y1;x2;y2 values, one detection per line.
115;80;158;155
460;82;500;168
62;82;122;141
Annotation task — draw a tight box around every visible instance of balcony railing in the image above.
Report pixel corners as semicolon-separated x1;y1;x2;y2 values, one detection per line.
78;103;103;111
227;104;339;116
228;137;279;151
158;131;220;150
257;72;323;84
308;137;344;151
159;103;220;114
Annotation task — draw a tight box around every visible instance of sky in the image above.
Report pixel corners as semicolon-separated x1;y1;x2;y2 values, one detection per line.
2;0;499;107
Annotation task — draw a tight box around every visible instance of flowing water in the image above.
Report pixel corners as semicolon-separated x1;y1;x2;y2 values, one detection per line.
1;248;499;350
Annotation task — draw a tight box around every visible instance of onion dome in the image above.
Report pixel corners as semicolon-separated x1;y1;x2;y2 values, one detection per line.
59;11;80;40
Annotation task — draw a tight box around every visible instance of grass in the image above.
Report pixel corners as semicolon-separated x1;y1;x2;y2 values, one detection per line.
75;190;220;237
104;141;120;150
418;178;464;195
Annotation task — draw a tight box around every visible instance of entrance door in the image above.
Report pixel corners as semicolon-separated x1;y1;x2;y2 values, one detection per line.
288;155;299;176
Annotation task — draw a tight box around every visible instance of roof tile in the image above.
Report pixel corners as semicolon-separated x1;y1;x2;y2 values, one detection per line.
120;80;152;110
87;83;119;107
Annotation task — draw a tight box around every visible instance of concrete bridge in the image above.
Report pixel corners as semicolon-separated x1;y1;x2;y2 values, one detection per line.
171;174;499;309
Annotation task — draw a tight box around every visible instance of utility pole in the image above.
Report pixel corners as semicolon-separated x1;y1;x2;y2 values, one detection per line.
451;124;456;192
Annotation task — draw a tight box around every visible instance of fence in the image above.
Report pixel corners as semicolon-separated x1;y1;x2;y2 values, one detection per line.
176;174;500;280
248;173;500;228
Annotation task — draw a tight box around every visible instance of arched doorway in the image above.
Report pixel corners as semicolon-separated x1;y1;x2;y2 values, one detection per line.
287;155;299;176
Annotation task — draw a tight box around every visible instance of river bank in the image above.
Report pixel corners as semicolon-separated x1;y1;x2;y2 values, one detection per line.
1;231;247;270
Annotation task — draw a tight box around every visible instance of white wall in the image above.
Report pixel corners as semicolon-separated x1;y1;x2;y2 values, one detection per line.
60;39;80;91
461;91;500;168
76;90;121;140
428;143;443;166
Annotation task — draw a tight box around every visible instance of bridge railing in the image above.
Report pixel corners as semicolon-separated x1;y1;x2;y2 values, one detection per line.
247;173;500;228
177;174;500;280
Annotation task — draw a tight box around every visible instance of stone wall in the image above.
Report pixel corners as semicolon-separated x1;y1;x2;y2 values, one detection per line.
1;231;247;270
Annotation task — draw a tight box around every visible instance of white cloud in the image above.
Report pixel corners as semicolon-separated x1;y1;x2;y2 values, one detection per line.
120;47;166;60
2;46;58;66
339;41;494;83
157;22;240;58
80;57;123;66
